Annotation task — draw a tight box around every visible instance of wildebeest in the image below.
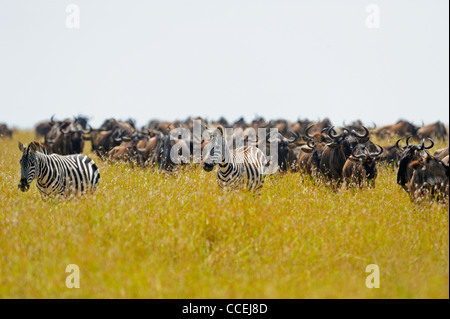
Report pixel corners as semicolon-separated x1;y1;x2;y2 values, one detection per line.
289;119;310;137
342;144;383;188
84;126;130;158
295;125;330;175
416;121;448;141
265;129;299;172
378;143;401;167
319;126;370;188
396;136;434;193
106;130;164;167
433;147;449;161
38;115;89;140
308;118;332;135
45;118;91;155
0;123;13;138
107;135;144;165
373;120;418;139
408;154;449;202
157;131;193;172
343;120;376;134
138;131;165;167
99;118;136;135
35;119;55;139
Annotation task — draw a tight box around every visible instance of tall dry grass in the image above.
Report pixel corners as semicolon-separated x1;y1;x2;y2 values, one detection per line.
0;131;448;298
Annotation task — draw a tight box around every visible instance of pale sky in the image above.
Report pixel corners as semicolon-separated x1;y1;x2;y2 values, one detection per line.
0;0;448;129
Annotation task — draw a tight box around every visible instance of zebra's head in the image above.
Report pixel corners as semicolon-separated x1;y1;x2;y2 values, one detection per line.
203;126;226;172
18;142;40;192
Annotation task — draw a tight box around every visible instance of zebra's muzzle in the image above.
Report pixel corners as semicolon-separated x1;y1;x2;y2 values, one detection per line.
203;162;215;172
18;179;30;192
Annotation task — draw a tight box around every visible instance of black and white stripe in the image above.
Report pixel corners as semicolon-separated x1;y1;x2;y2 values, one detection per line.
18;142;100;199
202;127;269;191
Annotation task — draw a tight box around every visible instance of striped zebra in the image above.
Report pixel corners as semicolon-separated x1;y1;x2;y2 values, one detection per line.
18;141;100;199
202;126;273;191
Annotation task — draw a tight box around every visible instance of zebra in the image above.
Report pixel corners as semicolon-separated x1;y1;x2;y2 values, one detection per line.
18;141;100;199
202;126;274;192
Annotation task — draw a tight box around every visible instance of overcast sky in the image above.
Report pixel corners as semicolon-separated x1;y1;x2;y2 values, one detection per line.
0;0;448;129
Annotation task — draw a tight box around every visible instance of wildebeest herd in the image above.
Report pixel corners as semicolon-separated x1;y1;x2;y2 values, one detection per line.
3;116;448;202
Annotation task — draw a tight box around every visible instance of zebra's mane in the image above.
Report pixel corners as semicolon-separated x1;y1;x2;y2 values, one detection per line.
29;141;48;154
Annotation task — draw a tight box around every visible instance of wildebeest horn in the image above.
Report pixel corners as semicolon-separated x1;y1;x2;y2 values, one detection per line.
405;135;413;146
351;126;369;139
307;140;315;149
305;125;314;139
328;126;346;139
50;115;56;125
395;137;404;149
287;128;298;143
112;129;123;142
82;125;92;134
423;138;434;150
328;126;338;138
370;144;384;157
352;148;367;159
60;126;70;134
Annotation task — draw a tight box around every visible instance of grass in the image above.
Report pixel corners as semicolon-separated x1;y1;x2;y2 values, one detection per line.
0;131;448;298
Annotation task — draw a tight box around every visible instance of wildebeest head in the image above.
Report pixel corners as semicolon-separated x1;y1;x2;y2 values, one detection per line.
378;144;401;166
139;131;164;166
327;125;369;157
300;125;332;168
73;116;89;130
34;120;55;138
409;154;449;201
159;133;173;171
397;136;434;158
417;121;448;141
434;147;449;161
304;125;331;143
158;130;192;172
266;129;298;171
396;136;434;188
348;144;383;179
60;123;91;154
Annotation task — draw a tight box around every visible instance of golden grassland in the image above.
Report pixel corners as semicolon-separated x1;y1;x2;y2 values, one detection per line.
0;131;448;298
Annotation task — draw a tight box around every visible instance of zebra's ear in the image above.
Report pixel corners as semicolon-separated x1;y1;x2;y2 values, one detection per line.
216;125;224;137
18;141;25;152
28;142;37;153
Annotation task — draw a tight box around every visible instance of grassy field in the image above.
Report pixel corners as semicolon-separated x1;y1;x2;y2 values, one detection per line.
0;131;448;298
